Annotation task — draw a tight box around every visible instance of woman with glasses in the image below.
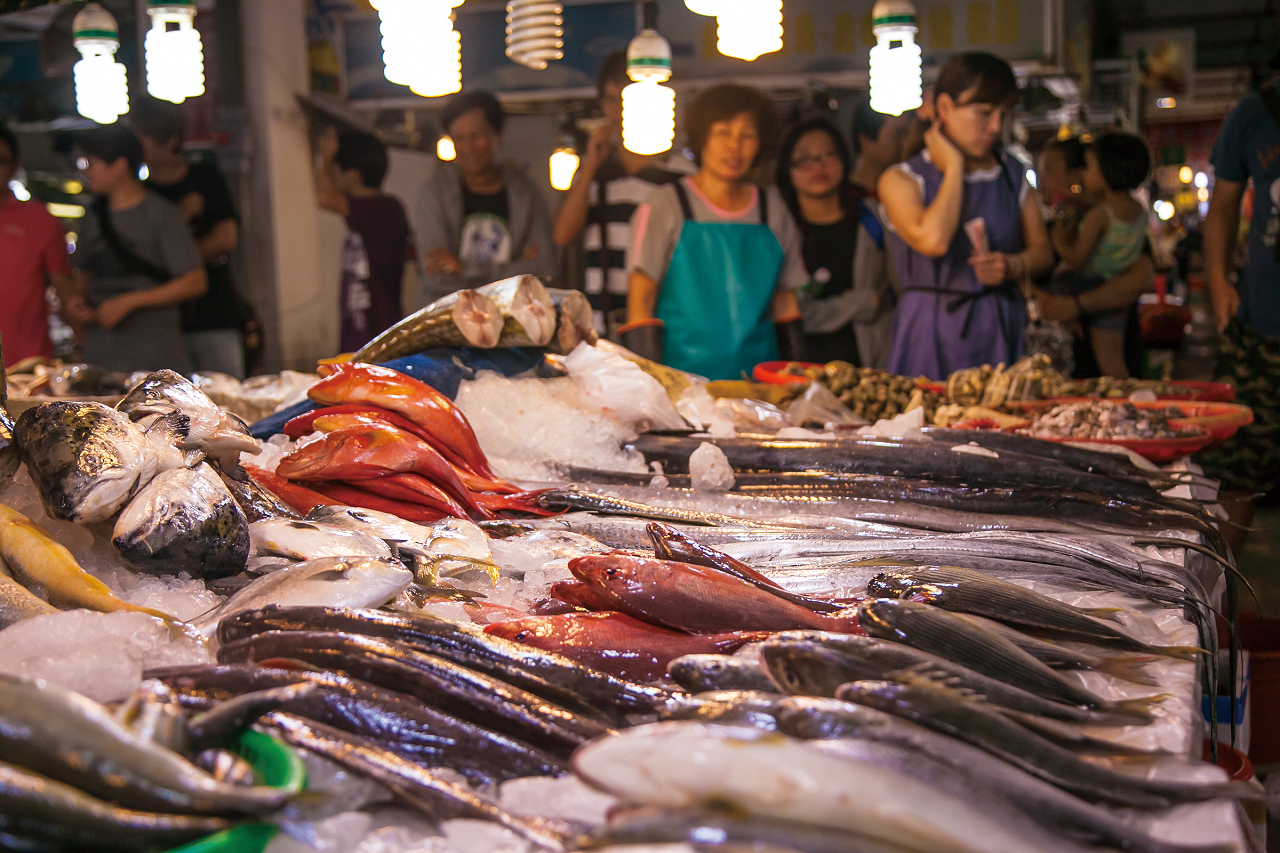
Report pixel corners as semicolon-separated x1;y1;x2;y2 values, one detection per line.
879;52;1054;380
623;84;808;379
776;110;910;368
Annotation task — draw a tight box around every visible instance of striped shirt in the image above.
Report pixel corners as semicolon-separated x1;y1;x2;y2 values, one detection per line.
584;156;682;331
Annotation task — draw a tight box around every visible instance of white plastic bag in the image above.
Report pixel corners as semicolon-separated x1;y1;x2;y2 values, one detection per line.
563;343;686;431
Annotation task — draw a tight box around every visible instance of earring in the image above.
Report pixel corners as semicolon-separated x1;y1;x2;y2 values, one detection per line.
1070;183;1082;194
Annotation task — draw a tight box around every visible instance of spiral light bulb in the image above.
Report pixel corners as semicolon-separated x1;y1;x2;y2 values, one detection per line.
715;0;783;62
869;0;922;116
145;2;205;104
372;0;463;98
549;145;579;191
506;0;563;70
622;28;675;156
72;4;129;125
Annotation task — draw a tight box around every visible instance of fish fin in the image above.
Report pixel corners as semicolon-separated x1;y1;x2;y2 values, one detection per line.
1081;606;1125;621
147;410;191;445
1094;655;1164;687
893;667;985;702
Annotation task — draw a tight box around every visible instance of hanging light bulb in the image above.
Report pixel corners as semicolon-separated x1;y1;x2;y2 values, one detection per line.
715;0;783;62
437;135;457;161
72;4;129;125
869;0;922;116
506;0;563;70
622;24;675;156
372;0;463;98
549;140;579;191
145;1;205;104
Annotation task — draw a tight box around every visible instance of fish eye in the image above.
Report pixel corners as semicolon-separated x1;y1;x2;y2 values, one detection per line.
514;631;530;641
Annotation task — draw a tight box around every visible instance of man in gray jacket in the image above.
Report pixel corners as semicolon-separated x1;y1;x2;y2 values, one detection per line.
415;90;556;305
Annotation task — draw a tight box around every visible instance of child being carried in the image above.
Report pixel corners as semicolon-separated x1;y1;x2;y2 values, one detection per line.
1049;132;1152;378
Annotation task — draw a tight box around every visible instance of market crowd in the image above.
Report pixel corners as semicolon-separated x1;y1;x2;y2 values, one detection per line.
1;50;1277;496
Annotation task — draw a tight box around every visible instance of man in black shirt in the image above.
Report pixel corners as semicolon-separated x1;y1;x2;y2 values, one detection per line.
132;97;246;377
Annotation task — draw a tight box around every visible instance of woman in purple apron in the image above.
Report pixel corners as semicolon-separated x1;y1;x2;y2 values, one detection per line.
879;53;1054;380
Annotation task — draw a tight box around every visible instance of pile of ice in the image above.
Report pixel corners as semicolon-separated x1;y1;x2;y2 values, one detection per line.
0;467;218;701
0;610;208;703
455;372;648;483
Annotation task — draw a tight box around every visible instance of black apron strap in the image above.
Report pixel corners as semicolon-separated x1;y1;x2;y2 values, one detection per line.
672;179;695;221
758;185;769;224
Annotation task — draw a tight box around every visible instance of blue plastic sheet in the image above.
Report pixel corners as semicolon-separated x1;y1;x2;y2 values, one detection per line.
249;347;545;439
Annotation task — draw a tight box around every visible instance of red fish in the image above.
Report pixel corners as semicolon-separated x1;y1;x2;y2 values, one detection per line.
284;405;517;494
242;465;340;514
550;580;614;611
569;554;863;635
309;363;496;480
355;473;472;520
276;423;485;517
484;612;771;682
309;481;448;524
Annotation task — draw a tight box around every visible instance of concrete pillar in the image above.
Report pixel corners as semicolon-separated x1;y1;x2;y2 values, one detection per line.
239;0;330;371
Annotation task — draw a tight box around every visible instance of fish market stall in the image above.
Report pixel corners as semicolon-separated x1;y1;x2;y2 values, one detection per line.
0;279;1261;852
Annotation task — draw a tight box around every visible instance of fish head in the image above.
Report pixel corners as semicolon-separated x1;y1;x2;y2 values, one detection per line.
309;363;407;406
484;618;551;645
760;642;871;697
667;655;734;691
275;433;353;480
865;572;915;599
567;554;648;593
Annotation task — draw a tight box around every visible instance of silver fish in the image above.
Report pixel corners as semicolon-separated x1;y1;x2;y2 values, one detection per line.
13;401;186;523
113;463;250;579
773;697;1221;853
0;674;295;815
193;556;412;636
482;275;557;348
117;369;258;467
573;721;1098;853
248;518;394;561
353;288;503;364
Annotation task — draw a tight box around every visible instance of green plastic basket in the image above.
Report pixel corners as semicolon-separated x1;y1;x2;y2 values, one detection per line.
166;729;306;853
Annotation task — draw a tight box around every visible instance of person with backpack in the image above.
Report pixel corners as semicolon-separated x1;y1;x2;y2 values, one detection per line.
68;126;205;373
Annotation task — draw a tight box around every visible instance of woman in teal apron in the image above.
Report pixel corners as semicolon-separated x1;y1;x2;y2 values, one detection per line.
620;84;808;380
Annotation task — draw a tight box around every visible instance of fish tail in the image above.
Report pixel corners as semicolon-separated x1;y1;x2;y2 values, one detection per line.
1142;644;1207;662
1081;606;1125;621
1103;694;1170;720
1095;655;1164;687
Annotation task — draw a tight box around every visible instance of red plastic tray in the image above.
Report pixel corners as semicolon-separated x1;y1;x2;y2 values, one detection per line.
1014;399;1252;460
